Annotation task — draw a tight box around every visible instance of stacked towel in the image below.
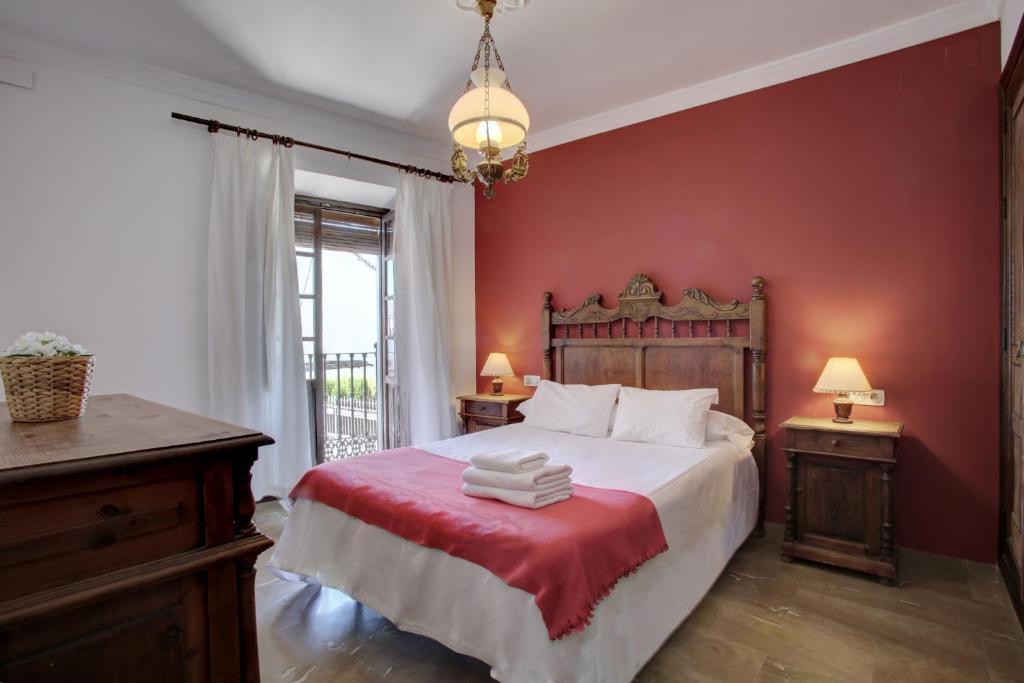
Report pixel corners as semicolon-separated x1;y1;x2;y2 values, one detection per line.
463;450;574;509
469;449;550;474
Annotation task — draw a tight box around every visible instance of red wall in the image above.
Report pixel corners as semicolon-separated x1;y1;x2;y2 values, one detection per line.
474;25;1002;562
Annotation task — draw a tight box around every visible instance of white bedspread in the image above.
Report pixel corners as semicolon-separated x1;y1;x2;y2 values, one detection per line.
269;424;758;683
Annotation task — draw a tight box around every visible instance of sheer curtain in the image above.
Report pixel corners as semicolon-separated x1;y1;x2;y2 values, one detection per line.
394;173;457;445
206;134;311;499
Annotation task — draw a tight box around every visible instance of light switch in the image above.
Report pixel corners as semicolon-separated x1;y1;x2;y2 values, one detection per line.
850;389;885;407
523;374;540;387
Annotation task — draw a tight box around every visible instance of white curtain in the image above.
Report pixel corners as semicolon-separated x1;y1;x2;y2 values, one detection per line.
394;173;457;445
207;134;311;499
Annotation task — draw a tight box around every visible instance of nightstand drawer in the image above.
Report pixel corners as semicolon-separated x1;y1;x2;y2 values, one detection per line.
791;429;893;459
464;399;504;418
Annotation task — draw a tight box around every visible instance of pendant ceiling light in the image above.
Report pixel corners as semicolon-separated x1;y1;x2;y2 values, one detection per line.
449;0;530;199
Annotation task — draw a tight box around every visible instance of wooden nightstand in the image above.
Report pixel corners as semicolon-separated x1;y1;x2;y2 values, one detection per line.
780;416;903;585
457;393;530;433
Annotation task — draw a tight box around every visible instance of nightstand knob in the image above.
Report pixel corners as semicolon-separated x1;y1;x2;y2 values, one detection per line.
831;438;841;447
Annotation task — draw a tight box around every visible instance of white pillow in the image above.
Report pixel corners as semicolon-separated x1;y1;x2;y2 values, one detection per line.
610;387;718;448
522;380;621;438
519;398;617;435
516;399;533;417
706;410;755;451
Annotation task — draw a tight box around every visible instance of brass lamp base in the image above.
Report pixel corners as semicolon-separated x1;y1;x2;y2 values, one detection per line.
490;378;504;395
832;394;854;423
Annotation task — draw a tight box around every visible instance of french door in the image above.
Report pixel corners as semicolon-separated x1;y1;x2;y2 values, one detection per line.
295;197;393;462
380;211;402;449
1002;20;1024;627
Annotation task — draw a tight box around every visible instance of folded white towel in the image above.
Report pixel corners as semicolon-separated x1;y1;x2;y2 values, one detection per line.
469;449;549;474
461;482;573;509
462;464;573;491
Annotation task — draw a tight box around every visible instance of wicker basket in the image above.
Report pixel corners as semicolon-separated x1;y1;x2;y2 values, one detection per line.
0;355;95;422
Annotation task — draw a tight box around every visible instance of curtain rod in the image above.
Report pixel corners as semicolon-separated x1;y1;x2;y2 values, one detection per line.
171;112;456;183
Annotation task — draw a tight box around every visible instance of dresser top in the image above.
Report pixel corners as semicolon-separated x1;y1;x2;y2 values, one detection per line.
780;416;903;438
457;393;532;403
0;394;272;475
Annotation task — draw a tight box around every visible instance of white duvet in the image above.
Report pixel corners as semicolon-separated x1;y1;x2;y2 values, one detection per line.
269;423;758;683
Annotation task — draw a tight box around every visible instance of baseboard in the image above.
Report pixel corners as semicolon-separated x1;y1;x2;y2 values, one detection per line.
998;548;1024;630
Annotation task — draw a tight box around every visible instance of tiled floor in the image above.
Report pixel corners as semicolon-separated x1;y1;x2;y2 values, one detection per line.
254;503;1024;682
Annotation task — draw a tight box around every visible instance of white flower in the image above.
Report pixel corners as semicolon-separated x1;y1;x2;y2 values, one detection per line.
0;332;89;357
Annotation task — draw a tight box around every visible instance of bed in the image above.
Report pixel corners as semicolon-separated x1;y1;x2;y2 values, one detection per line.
269;273;768;683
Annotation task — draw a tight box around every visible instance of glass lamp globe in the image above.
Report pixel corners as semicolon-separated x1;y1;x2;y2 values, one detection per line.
448;67;530;153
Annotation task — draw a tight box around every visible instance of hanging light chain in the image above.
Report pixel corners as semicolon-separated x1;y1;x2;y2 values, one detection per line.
482;16;493;152
465;26;488;91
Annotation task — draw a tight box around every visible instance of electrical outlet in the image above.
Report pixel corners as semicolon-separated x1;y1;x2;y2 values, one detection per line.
523;374;540;387
850;389;885;407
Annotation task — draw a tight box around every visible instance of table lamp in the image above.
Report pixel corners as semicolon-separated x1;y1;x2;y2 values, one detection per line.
813;357;872;423
480;352;514;395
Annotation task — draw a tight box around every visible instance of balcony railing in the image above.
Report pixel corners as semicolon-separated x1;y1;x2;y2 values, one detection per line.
306;351;379;462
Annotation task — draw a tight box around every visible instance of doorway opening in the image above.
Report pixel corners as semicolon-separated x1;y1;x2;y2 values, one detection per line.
295;196;395;463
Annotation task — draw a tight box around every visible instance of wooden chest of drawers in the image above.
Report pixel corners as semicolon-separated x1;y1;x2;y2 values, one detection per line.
457;393;529;433
0;394;273;681
780;416;903;584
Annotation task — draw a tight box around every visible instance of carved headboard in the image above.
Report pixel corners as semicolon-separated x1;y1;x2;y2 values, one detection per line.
542;273;766;530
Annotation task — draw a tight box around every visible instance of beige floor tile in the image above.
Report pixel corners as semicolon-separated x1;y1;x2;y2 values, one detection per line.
254;505;1024;683
985;636;1024;683
637;626;765;683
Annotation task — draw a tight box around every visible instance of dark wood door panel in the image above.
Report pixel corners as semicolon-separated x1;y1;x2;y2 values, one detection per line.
796;455;882;556
1004;32;1024;626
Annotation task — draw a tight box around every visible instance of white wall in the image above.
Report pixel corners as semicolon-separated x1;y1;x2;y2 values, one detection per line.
1003;0;1024;65
0;33;474;418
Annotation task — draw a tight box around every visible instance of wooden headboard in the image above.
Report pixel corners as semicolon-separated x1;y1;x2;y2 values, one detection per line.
541;273;766;531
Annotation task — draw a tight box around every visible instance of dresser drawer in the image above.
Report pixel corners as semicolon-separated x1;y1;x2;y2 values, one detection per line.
0;476;202;600
463;399;504;418
790;429;894;459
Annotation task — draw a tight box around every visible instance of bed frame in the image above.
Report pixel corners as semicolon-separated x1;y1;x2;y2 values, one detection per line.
541;273;766;531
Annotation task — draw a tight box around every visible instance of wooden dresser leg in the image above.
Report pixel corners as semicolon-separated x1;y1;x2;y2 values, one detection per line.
233;449;259;537
237;556;261;682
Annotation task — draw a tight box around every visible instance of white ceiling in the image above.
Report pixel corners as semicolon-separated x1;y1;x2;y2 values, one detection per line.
0;0;999;149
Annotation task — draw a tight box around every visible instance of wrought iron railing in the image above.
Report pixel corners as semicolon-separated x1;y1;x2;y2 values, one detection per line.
305;351;379;461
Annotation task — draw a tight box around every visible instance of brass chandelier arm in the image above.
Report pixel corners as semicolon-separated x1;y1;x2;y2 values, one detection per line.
502;143;529;185
451;144;476;184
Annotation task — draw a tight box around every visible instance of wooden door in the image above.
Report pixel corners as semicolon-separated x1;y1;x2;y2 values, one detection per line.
1002;18;1024;621
1010;95;1024;586
380;210;402;449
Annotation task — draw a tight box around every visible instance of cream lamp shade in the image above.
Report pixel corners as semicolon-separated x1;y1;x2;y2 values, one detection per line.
481;352;514;395
449;68;530;152
814;357;872;423
813;357;872;394
481;352;514;377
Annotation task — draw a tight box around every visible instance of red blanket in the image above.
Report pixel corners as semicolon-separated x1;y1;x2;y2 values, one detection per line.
289;447;668;639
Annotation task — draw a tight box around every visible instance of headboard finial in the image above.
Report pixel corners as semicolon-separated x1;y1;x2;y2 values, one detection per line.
751;276;765;300
619;273;662;301
542;291;552;309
